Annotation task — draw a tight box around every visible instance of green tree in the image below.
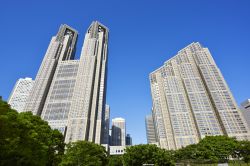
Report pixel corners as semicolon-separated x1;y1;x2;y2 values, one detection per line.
199;136;238;162
60;141;108;166
237;140;250;162
108;155;123;166
123;144;174;166
175;136;239;163
0;98;64;166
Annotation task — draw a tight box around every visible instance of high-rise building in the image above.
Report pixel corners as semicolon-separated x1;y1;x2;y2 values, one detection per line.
145;114;157;144
102;105;110;144
24;21;109;145
109;117;131;155
8;77;34;112
24;25;78;116
111;117;126;146
126;134;132;146
149;42;250;150
241;99;250;128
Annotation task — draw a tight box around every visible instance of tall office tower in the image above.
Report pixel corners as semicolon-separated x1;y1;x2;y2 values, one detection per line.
111;118;126;146
125;134;132;146
8;77;34;112
24;21;109;145
65;22;109;144
149;42;250;150
145;114;157;144
24;25;78;116
241;99;250;128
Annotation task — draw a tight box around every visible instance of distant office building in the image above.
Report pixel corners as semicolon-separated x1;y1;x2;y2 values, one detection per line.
109;146;126;155
126;134;132;146
111;117;126;146
102;105;110;145
8;77;34;112
241;99;250;128
109;129;112;145
149;42;250;150
110;117;131;155
145;114;157;144
24;21;109;145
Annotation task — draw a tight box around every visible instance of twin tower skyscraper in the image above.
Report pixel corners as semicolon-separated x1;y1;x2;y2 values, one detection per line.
24;21;109;145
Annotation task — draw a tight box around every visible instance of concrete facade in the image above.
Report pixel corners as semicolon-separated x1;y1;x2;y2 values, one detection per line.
149;42;250;150
145;114;157;144
109;146;126;155
65;22;109;144
8;77;34;113
24;21;109;145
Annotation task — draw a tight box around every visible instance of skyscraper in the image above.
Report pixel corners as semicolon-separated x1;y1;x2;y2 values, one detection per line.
145;114;157;144
8;77;34;113
65;22;109;144
24;21;109;145
109;117;132;155
149;42;250;150
241;99;250;128
111;117;126;146
125;134;132;146
24;25;78;116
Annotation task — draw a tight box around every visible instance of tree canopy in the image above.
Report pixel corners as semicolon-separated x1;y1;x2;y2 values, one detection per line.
175;136;241;163
123;144;174;166
108;155;123;166
1;97;250;165
59;141;108;166
237;140;250;163
0;98;64;166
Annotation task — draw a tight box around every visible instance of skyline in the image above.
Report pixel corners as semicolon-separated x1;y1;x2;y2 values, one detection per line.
1;0;250;144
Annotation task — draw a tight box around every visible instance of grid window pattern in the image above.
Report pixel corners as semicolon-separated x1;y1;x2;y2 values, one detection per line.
57;64;78;78
44;103;70;120
49;80;76;100
41;62;79;134
194;51;212;65
149;42;250;150
8;78;34;113
184;78;204;92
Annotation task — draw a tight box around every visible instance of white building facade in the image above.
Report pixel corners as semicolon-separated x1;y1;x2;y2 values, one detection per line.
149;42;250;150
24;21;109;145
109;146;126;155
8;77;34;113
145;114;157;144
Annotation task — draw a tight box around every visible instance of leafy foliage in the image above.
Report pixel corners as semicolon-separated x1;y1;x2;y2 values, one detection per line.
59;141;108;166
0;98;64;166
123;144;174;166
108;155;123;166
175;136;241;163
1;97;250;165
237;140;250;162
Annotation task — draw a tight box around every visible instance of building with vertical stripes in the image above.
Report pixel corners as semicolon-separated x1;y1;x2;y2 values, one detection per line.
145;114;157;144
149;42;250;150
24;21;109;145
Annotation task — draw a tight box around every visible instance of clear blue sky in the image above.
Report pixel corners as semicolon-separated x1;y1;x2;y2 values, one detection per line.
1;0;250;144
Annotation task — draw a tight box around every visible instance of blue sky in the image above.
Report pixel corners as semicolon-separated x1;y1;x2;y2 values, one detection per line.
1;0;250;144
